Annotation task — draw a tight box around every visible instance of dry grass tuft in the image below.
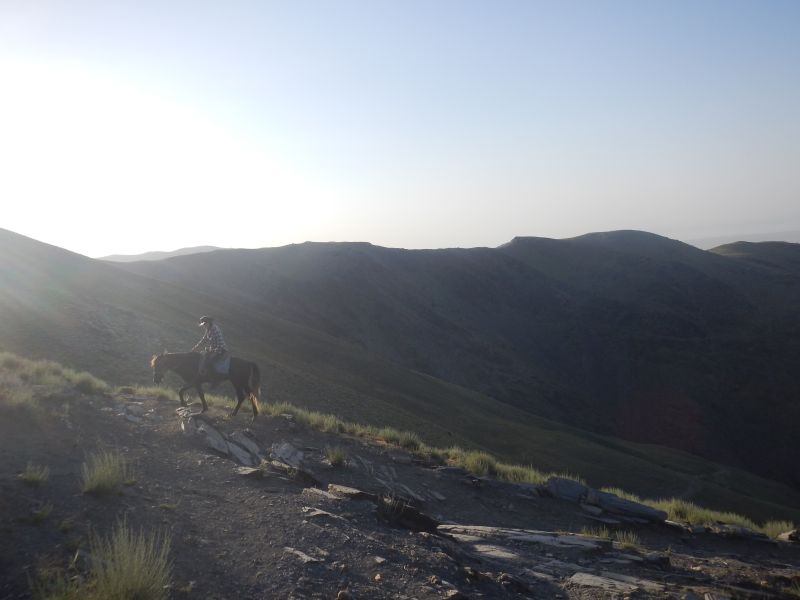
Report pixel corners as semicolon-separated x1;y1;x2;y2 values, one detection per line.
89;520;172;600
581;526;611;539
325;445;347;467
19;462;50;487
614;530;641;550
81;450;131;495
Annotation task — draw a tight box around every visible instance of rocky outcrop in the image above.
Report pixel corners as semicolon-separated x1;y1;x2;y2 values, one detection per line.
177;409;263;467
542;477;667;523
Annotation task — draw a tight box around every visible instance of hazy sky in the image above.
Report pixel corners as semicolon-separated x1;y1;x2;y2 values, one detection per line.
1;1;798;256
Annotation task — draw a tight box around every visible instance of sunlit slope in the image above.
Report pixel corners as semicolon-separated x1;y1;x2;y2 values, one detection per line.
2;228;799;522
117;233;800;488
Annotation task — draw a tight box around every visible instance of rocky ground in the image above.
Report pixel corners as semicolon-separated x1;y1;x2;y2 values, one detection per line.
1;388;799;599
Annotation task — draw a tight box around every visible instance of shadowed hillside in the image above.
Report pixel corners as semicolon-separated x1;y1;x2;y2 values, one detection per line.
1;227;799;524
116;231;800;489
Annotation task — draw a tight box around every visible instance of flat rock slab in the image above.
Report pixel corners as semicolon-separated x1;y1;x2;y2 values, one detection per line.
229;431;264;459
328;484;379;502
234;466;263;478
283;547;321;564
568;573;637;593
473;544;520;561
302;487;341;501
271;442;304;468
438;524;611;550
599;571;664;593
778;529;799;542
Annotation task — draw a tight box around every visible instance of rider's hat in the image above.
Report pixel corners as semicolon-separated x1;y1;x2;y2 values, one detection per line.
198;315;213;326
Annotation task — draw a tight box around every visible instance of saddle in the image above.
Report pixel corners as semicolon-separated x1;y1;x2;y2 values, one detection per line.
213;353;231;375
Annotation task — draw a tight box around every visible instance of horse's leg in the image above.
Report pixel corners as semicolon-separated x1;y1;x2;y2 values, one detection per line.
231;384;246;417
196;383;208;413
178;384;193;407
249;390;259;420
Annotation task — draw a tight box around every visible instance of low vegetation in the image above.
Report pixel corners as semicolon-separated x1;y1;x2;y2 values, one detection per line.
81;449;133;495
19;462;50;487
26;502;53;526
325;445;347;467
614;530;641;550
0;352;110;404
258;399;795;536
581;526;611;539
31;520;172;600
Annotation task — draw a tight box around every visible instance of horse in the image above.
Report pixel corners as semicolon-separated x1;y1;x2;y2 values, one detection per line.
150;351;262;419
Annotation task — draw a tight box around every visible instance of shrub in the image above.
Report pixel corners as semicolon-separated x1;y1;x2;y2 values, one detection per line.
19;462;50;487
494;463;548;484
325;446;347;467
81;450;131;495
91;520;172;600
462;451;497;476
763;520;795;539
69;372;110;395
645;498;759;531
614;530;641;550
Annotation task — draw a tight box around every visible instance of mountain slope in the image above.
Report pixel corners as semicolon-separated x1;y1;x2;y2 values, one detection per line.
1;228;799;522
116;232;800;488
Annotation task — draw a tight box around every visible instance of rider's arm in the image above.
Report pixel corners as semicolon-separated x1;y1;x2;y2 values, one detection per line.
191;331;208;352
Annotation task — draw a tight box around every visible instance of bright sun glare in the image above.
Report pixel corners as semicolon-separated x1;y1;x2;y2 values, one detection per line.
0;59;336;256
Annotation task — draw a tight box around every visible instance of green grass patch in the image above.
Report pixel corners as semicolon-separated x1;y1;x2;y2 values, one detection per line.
600;486;642;503
19;462;50;487
645;498;760;530
0;352;111;403
81;450;131;495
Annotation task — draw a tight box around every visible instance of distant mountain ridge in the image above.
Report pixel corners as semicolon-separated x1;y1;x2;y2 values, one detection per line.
100;245;221;262
686;230;800;249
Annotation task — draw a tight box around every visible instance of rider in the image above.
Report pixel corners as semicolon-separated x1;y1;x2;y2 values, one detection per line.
192;316;228;376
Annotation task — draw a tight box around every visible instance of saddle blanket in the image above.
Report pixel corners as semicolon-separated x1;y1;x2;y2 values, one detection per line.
214;353;231;375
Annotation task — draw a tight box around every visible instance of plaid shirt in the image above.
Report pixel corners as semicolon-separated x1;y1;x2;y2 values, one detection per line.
193;323;227;353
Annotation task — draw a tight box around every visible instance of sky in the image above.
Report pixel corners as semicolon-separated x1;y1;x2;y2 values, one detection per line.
1;1;798;257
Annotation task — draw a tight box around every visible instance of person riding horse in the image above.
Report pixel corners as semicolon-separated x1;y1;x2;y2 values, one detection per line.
192;316;228;377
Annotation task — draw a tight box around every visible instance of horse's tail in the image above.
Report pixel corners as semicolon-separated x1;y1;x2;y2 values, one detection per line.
248;362;261;415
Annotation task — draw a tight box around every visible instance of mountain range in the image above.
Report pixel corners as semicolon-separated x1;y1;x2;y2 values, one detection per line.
1;227;799;522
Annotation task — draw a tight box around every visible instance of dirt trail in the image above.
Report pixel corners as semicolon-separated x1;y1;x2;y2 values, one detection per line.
1;390;798;599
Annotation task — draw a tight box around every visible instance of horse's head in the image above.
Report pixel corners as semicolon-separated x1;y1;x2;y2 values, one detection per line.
151;351;168;384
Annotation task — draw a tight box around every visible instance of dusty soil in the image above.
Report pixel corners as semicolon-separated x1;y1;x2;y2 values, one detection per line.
1;389;799;599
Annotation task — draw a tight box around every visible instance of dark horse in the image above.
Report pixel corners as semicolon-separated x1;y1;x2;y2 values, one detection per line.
150;352;261;419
